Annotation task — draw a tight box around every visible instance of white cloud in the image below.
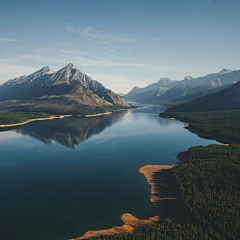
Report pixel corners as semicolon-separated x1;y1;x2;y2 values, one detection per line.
0;37;19;42
64;25;135;43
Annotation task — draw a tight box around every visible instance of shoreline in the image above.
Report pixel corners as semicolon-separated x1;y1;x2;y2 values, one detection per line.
160;114;238;144
186;125;238;144
0;107;137;128
70;214;160;240
0;115;72;128
83;111;112;117
70;164;175;240
139;165;177;205
84;107;140;118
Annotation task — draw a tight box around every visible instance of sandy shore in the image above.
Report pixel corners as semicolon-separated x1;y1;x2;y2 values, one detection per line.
121;213;159;228
70;164;176;240
70;214;159;240
84;111;113;117
84;108;134;118
0;115;72;128
71;224;134;240
0;108;133;127
139;165;177;205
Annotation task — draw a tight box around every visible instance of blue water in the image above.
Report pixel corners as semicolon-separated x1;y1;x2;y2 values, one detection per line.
0;104;218;240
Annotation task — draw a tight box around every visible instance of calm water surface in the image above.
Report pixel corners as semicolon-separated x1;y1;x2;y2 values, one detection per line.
0;104;218;240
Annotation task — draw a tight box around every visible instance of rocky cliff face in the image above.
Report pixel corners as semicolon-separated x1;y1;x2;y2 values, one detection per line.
0;64;130;112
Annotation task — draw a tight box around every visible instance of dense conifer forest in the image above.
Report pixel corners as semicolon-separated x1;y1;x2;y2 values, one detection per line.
0;112;49;125
160;110;240;142
93;144;240;239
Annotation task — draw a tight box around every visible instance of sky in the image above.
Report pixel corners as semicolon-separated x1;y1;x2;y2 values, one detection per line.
0;0;240;93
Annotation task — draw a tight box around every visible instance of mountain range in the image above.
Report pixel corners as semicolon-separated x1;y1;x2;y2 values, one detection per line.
0;63;130;115
165;79;240;112
124;69;240;105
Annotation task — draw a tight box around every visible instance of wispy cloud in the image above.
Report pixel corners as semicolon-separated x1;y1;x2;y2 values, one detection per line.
64;25;135;43
0;37;19;42
64;24;166;45
151;37;164;42
0;55;216;93
8;51;201;74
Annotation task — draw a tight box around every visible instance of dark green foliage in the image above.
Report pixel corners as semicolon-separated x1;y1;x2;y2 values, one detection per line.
72;108;96;115
72;105;134;115
0;104;135;124
94;105;133;113
172;145;240;240
94;145;240;240
91;219;223;240
0;112;49;125
160;110;240;142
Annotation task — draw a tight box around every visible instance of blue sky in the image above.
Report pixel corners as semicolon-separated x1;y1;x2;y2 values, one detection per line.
0;0;240;93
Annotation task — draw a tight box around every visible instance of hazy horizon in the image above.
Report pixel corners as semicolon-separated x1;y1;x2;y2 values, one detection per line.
1;0;240;93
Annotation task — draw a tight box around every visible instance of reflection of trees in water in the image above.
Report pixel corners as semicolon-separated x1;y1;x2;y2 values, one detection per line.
15;111;127;149
157;117;172;127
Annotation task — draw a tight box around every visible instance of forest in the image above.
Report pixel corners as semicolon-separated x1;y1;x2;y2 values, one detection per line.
0;105;134;125
160;110;240;142
93;144;240;240
0;112;49;125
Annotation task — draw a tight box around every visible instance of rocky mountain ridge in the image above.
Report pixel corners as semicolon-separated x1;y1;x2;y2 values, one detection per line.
165;80;240;112
0;64;130;114
124;69;240;104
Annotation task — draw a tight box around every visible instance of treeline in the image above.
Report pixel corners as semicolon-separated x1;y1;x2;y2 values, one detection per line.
172;145;240;240
0;104;134;125
73;105;132;115
92;144;240;240
160;110;240;142
0;112;48;125
92;219;222;240
94;105;135;113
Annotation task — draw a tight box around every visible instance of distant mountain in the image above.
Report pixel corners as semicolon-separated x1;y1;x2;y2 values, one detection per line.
165;80;240;112
0;64;130;114
124;78;178;103
124;69;240;104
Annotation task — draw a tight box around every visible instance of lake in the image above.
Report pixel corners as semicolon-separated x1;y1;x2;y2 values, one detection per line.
0;104;218;240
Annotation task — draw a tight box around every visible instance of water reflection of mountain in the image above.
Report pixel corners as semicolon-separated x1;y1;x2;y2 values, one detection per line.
15;112;127;149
